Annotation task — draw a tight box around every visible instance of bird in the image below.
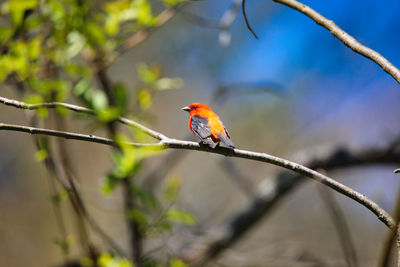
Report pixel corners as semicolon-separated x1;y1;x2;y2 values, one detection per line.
181;102;235;148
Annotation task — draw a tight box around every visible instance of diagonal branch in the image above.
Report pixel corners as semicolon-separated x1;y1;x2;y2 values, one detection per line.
0;96;167;141
0;121;395;232
181;145;400;264
273;0;400;84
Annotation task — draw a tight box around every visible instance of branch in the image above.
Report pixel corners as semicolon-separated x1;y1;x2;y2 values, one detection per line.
0;122;395;233
0;96;167;141
180;145;400;264
273;0;400;84
242;0;258;38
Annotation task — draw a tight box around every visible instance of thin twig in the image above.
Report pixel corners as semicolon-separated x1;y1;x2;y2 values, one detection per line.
0;122;395;232
242;0;258;38
273;0;400;84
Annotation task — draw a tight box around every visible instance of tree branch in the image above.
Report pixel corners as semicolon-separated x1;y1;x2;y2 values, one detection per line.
181;145;400;264
242;0;258;38
0;121;395;232
0;96;167;141
273;0;400;84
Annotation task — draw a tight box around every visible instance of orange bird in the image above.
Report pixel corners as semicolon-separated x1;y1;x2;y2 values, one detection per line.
182;102;235;148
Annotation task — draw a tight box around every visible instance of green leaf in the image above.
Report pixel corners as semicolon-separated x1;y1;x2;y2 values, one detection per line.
166;209;196;226
97;107;121;123
67;31;86;58
162;0;186;7
101;174;119;196
8;0;38;26
74;79;91;97
169;258;187;267
34;149;48;162
56;105;69;117
0;26;13;43
137;89;152;110
114;83;129;113
85;22;106;46
132;0;157;26
24;94;43;104
92;90;109;112
137;63;160;84
27;36;42;60
155;77;183;90
98;253;132;267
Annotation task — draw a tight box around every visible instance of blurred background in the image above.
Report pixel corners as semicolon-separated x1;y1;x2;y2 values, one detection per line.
1;0;400;266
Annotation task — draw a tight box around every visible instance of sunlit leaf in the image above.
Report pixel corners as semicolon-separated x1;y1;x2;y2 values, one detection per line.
24;94;43;104
0;27;13;43
132;0;157;26
8;0;38;26
98;253;132;267
138;89;152;110
162;0;186;7
92;90;109;112
34;149;48;162
85;22;106;46
97;107;121;122
137;63;160;84
74;79;91;97
166;209;196;226
67;31;86;58
155;77;183;90
170;258;187;267
28;36;42;60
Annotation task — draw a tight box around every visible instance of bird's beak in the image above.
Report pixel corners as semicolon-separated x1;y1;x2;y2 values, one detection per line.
181;106;190;112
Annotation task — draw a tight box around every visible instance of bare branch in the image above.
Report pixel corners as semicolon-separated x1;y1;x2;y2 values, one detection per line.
273;0;400;84
0;121;395;232
181;145;400;264
0;96;167;141
242;0;258;38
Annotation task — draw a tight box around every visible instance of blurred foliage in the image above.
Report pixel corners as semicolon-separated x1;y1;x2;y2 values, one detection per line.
0;0;190;266
98;253;132;267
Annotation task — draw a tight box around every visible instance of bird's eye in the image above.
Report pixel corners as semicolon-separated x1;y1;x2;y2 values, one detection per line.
192;106;197;110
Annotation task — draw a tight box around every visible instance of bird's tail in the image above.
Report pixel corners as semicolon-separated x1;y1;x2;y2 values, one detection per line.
218;134;235;148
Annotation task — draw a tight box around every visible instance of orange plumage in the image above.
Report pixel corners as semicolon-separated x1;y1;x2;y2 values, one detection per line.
181;102;235;148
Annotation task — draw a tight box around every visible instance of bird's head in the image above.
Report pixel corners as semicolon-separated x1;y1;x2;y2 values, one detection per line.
181;102;211;114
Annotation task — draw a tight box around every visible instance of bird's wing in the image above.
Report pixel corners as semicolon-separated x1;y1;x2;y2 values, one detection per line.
224;126;231;138
218;133;235;148
191;115;212;139
191;115;217;148
219;124;235;148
